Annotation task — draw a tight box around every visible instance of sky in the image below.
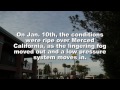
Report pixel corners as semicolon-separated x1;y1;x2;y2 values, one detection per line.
0;11;104;75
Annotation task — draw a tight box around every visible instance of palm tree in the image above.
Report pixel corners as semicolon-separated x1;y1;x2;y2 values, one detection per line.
53;68;58;75
62;63;67;75
76;60;79;66
67;65;71;74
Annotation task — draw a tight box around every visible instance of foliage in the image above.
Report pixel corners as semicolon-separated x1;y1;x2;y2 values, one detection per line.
76;65;90;76
38;69;43;75
75;60;79;65
67;65;71;68
71;70;76;75
24;60;28;67
53;68;58;75
71;65;75;71
95;74;105;79
62;63;67;68
69;11;120;79
62;63;67;74
43;64;51;75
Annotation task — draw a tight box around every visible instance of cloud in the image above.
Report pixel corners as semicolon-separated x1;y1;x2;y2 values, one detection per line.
0;11;104;75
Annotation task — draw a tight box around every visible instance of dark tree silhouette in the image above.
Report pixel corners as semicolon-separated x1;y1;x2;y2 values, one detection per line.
62;63;67;75
69;11;120;79
43;64;51;75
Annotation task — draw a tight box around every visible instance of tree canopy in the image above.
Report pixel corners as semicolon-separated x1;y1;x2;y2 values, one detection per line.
69;11;120;79
43;64;51;75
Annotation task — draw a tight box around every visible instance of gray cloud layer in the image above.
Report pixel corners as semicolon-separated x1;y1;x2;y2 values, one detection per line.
0;11;104;75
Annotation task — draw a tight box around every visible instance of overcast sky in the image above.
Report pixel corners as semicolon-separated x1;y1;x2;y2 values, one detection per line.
0;11;104;75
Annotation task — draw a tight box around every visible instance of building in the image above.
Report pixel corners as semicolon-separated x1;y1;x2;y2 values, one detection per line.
0;26;40;79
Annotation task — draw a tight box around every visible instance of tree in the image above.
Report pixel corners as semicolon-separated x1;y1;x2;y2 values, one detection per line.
57;72;61;79
66;65;71;74
71;65;75;71
76;65;90;78
71;65;76;75
69;11;120;79
62;63;67;75
24;60;28;67
53;68;58;75
38;69;43;75
95;74;105;79
76;60;79;66
71;70;76;75
43;64;51;75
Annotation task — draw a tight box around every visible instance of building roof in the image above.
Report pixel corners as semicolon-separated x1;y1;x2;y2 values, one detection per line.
0;26;41;57
0;26;23;44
